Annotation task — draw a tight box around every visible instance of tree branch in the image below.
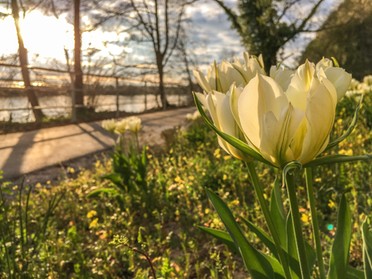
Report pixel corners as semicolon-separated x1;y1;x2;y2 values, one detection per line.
213;0;242;35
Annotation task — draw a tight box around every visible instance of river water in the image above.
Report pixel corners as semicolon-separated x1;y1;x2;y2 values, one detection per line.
0;93;191;123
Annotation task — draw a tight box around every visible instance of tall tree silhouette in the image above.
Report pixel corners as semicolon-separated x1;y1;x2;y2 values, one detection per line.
11;0;44;122
130;0;193;109
214;0;326;70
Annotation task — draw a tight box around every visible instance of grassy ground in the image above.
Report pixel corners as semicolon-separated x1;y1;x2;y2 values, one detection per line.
0;93;371;278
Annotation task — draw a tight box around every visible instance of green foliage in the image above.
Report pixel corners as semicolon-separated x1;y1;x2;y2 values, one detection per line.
0;90;370;277
328;196;352;279
0;181;65;278
362;218;372;278
89;145;151;212
301;0;372;80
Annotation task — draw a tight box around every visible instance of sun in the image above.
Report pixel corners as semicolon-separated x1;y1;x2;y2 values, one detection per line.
19;11;74;61
0;9;131;64
0;9;74;61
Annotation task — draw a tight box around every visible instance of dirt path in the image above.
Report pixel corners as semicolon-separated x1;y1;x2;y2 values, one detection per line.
0;107;196;184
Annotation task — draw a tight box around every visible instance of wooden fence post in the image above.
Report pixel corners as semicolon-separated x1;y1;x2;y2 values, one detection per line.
115;77;119;118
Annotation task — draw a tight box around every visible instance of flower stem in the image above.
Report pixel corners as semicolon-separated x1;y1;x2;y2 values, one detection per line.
285;169;311;279
246;162;292;279
305;167;326;279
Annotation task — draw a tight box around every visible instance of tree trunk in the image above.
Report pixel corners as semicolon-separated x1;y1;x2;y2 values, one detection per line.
11;0;43;123
180;41;194;95
156;54;168;110
159;67;167;110
74;0;84;111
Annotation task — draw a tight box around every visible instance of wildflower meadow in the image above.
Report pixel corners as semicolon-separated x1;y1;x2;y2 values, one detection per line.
0;53;371;278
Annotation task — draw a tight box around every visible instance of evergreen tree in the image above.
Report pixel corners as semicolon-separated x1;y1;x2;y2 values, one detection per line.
214;0;325;70
301;0;372;80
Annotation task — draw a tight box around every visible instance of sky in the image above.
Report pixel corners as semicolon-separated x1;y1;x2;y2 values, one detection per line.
0;0;341;82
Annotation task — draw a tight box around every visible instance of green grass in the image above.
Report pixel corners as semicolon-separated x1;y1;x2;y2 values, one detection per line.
0;93;371;278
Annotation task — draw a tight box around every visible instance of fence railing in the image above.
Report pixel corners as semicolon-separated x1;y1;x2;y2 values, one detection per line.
0;63;193;123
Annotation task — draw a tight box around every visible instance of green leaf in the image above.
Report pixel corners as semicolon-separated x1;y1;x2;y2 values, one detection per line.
102;173;125;189
243;216;317;279
286;213;301;279
304;154;371;168
87;187;118;198
198;226;238;253
361;218;372;279
261;254;286;279
241;218;278;258
206;188;275;278
326;94;363;151
270;178;287;248
193;93;273;166
346;266;364;279
199;218;285;278
286;213;316;279
327;195;352;279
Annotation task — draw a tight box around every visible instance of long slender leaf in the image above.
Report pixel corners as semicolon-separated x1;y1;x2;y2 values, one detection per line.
286;213;301;279
261;254;286;279
328;195;352;279
286;213;316;279
270;179;287;248
200;219;286;278
346;266;364;279
198;226;238;253
243;216;317;278
241;218;278;258
304;154;371;168
326;94;363;151
361;218;372;279
206;188;274;278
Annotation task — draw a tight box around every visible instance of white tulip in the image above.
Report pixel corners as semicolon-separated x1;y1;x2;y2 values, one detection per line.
205;88;246;159
115;119;129;135
193;52;265;94
194;55;351;167
234;60;345;166
126;116;142;133
102;119;117;133
316;58;352;100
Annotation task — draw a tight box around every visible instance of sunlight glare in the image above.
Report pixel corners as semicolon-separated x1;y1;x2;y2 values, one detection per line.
20;11;74;60
1;16;19;53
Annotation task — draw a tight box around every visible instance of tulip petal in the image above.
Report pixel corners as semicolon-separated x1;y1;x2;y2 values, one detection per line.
324;67;352;100
286;60;315;111
230;85;243;128
206;91;243;158
206;93;229;153
238;74;289;165
193;69;212;92
297;77;337;164
215;91;244;158
270;65;294;91
219;61;246;90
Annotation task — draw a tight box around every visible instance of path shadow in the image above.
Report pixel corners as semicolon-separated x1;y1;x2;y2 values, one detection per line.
77;123;115;148
1;131;37;179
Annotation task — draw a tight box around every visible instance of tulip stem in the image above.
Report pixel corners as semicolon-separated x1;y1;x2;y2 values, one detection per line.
285;169;311;279
305;167;326;279
246;162;292;279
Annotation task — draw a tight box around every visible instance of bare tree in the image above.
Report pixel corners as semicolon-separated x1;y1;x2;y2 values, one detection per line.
129;0;192;109
10;0;44;122
177;27;195;96
214;0;327;69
